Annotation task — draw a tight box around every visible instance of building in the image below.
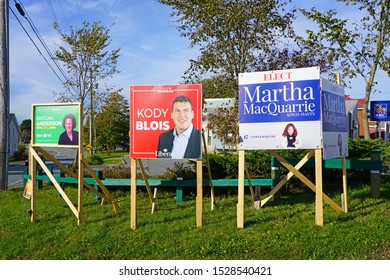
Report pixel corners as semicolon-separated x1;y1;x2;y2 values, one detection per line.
203;98;235;151
347;97;389;139
344;97;359;139
9;113;20;157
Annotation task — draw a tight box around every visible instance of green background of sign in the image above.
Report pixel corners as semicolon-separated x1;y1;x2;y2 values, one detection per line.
33;104;80;145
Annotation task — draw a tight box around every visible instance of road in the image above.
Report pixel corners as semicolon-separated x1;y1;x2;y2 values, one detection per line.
7;147;77;188
7;148;189;188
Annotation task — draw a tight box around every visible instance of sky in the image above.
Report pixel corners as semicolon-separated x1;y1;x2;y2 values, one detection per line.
8;0;390;123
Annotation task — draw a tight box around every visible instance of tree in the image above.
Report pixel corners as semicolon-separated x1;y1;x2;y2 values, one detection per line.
95;91;129;151
299;0;390;139
157;0;297;97
207;105;238;151
54;21;121;143
157;0;331;146
19;119;31;143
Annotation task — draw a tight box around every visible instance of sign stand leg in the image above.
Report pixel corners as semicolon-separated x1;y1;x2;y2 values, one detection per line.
196;159;203;227
342;156;348;212
77;150;84;225
315;149;323;226
237;150;245;228
30;146;37;222
130;158;137;230
202;129;214;210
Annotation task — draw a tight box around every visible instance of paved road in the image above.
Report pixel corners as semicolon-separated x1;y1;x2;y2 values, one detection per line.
7;147;189;188
7;147;77;188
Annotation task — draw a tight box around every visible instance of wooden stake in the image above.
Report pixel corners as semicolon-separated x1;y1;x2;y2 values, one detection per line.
30;148;79;219
77;148;83;225
268;150;342;212
342;156;348;213
337;72;348;213
262;150;314;206
196;159;203;227
237;150;245;228
130;158;137;230
151;188;157;214
30;146;36;222
202;129;215;210
137;159;154;204
315;149;324;226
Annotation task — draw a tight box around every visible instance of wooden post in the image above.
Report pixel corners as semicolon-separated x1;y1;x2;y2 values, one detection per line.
237;150;245;228
151;188;157;214
130;158;137;229
337;72;348;213
370;149;381;198
78;106;85;225
196;159;203;227
270;165;280;201
342;157;348;212
77;148;84;225
315;149;323;226
202;129;215;210
30;146;37;222
138;159;154;204
254;185;261;209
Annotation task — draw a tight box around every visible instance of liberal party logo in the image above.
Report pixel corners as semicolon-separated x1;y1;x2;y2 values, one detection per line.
374;104;387;119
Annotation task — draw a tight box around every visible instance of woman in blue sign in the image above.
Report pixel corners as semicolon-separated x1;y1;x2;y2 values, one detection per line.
338;133;343;157
58;113;79;145
282;123;302;148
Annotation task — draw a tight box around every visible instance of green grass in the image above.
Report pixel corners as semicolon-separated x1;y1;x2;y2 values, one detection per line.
1;182;389;260
102;157;125;165
95;151;128;160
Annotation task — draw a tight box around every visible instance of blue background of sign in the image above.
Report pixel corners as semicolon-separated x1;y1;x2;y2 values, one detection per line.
322;90;348;132
370;100;390;121
239;79;320;123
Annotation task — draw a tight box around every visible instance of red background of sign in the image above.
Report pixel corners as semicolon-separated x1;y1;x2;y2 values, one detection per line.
130;84;202;158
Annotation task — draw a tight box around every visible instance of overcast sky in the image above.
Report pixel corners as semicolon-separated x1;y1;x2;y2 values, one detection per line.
8;0;389;123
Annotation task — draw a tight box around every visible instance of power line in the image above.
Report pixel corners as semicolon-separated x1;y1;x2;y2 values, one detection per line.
46;0;62;33
12;1;79;96
9;6;66;89
17;1;70;83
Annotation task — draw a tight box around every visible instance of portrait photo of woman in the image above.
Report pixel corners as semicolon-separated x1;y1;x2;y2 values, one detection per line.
58;113;79;145
281;123;302;148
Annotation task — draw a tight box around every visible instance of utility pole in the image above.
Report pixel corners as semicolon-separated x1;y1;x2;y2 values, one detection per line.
0;0;10;190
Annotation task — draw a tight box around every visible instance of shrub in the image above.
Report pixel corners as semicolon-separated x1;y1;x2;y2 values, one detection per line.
347;138;387;160
102;165;131;179
87;154;104;165
165;161;196;180
203;138;387;190
11;143;28;161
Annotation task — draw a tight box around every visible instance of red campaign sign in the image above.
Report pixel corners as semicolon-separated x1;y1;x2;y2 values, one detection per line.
130;84;202;159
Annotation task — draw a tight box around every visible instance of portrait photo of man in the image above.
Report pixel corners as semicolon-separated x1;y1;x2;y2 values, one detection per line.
156;95;201;159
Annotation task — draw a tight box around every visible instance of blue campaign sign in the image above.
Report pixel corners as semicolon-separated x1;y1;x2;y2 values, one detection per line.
321;79;348;159
322;90;348;132
239;79;321;123
238;67;322;150
370;101;390;121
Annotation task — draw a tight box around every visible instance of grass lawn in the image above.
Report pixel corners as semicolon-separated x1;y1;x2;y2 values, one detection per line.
1;177;389;260
102;157;125;165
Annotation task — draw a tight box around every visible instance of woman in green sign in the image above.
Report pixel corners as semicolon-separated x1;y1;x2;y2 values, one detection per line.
58;113;79;145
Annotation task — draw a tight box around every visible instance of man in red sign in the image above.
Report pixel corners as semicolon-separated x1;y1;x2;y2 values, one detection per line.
156;95;201;159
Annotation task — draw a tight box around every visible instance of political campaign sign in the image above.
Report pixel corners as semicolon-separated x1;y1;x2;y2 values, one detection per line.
130;84;202;159
32;103;81;146
321;79;348;159
238;67;321;150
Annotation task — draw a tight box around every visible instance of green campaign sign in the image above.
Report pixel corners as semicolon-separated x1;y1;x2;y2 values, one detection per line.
33;103;80;146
